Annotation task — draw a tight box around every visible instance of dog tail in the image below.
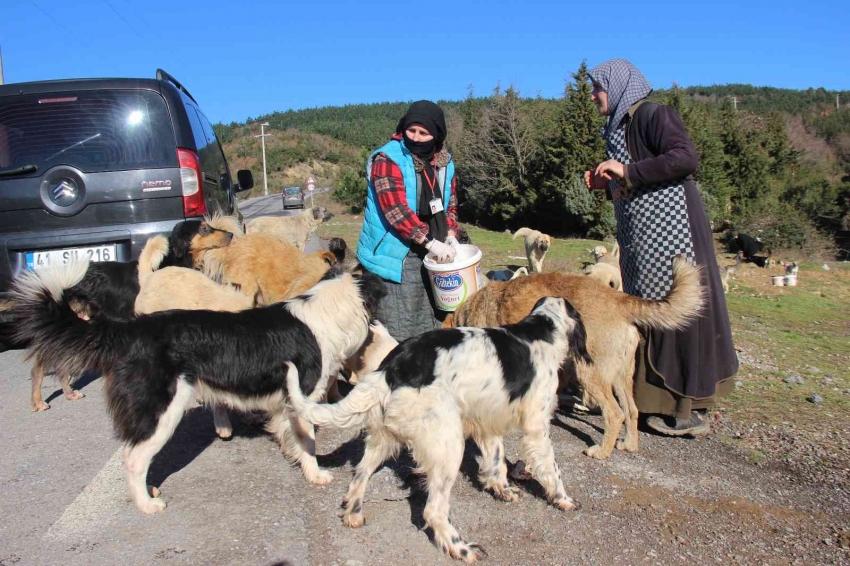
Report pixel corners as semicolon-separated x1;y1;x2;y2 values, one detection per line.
285;362;389;430
513;227;532;241
10;260;122;376
137;235;170;287
206;211;245;239
620;256;704;331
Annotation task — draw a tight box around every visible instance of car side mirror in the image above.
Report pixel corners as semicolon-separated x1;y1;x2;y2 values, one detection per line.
235;170;254;192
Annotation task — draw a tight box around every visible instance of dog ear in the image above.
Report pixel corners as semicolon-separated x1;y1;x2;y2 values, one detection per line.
328;238;347;263
317;251;337;266
562;299;593;365
165;221;200;268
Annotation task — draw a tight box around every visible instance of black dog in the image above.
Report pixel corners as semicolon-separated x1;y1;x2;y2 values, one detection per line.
13;263;385;512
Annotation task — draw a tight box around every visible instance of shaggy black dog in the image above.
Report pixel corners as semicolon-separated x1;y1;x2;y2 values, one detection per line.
13;263;385;513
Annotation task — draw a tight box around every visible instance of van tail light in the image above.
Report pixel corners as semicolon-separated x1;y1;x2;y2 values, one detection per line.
177;148;207;217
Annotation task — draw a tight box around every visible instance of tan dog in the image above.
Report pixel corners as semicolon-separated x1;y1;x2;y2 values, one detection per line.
583;262;623;291
513;227;552;273
201;234;344;304
584;243;622;291
720;253;743;294
247;206;334;251
443;257;702;460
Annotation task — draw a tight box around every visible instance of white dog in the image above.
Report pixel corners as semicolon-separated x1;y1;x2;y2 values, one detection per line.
285;296;591;563
513;228;552;273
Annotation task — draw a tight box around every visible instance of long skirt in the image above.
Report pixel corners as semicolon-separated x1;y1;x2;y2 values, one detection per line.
372;251;444;343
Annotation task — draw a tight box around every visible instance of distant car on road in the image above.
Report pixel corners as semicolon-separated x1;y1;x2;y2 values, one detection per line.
282;186;305;210
0;68;254;302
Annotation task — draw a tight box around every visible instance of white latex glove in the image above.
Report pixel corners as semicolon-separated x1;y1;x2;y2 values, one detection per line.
445;235;460;248
425;239;457;264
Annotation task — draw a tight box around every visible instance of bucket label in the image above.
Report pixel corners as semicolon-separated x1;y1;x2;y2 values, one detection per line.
434;273;463;291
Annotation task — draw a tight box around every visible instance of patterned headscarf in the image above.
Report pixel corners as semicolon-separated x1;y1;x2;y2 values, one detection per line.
589;59;653;141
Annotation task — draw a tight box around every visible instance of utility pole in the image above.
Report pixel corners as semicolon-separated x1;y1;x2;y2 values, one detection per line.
0;44;5;85
837;94;841;111
254;122;271;197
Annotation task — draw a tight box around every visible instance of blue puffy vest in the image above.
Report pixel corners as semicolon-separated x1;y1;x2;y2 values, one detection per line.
356;139;454;283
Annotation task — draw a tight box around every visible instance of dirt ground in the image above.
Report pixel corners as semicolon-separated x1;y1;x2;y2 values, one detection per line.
301;400;850;566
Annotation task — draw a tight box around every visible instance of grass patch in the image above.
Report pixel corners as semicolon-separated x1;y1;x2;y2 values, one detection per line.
311;190;850;439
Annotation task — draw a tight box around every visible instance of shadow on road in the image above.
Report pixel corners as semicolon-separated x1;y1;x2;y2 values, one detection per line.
44;369;101;404
147;407;269;488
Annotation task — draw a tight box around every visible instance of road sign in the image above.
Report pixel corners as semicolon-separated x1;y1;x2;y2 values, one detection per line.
306;176;315;192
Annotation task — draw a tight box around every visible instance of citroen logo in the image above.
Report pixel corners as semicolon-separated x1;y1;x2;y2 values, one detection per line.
50;179;78;206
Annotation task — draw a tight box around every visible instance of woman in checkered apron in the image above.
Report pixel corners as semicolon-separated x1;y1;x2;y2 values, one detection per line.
584;59;738;436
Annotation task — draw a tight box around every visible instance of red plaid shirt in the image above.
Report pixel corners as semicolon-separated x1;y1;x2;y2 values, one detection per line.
371;141;459;245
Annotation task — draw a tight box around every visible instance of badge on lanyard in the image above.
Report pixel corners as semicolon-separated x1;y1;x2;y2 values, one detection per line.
423;166;443;215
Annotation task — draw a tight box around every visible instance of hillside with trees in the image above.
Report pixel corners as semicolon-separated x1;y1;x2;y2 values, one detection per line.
216;68;850;256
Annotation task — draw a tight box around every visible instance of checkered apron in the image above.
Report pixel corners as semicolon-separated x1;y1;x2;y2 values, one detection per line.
607;125;695;300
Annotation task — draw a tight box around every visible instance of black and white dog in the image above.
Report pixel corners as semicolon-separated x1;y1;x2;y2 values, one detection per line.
285;296;592;563
12;263;385;514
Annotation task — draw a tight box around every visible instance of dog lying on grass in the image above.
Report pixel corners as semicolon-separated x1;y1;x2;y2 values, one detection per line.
285;296;590;563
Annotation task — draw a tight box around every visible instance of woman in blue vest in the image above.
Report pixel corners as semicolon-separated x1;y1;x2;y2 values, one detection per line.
356;101;460;342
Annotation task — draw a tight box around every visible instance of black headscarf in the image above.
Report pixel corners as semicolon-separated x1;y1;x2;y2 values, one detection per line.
396;100;447;160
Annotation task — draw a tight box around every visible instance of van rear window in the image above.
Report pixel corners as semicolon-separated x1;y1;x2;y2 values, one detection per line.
0;89;177;174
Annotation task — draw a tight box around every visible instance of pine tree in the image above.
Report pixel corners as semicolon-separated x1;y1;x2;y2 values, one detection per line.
764;112;800;175
535;62;606;234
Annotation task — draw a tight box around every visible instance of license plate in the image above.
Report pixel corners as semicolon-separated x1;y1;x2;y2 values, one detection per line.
25;244;117;271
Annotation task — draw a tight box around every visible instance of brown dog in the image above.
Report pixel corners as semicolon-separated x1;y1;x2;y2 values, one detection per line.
444;257;702;460
200;234;344;304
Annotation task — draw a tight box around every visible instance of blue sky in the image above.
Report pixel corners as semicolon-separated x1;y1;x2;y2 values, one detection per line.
2;0;847;124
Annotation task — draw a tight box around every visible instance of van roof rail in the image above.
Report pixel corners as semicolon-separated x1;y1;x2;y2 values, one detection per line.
156;69;197;104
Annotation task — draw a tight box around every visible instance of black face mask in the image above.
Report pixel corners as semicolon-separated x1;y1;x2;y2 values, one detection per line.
402;134;437;160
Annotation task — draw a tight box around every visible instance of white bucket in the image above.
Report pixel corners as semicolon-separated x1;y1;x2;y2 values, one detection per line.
423;244;484;312
784;274;797;287
771;275;786;287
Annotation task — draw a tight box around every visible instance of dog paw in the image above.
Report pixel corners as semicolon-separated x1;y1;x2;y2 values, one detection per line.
553;496;581;511
31;401;50;412
616;438;638;452
342;511;365;528
447;540;487;563
138;497;167;514
584;445;611;460
147;485;161;498
215;426;233;440
64;389;85;401
307;469;334;485
487;483;521;502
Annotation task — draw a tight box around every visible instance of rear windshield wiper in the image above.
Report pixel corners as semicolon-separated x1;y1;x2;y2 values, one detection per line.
0;165;38;178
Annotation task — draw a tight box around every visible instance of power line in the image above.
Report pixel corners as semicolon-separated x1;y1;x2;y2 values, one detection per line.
28;0;123;76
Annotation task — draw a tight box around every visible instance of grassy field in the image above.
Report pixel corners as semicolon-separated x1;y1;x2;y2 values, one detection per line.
314;191;850;458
